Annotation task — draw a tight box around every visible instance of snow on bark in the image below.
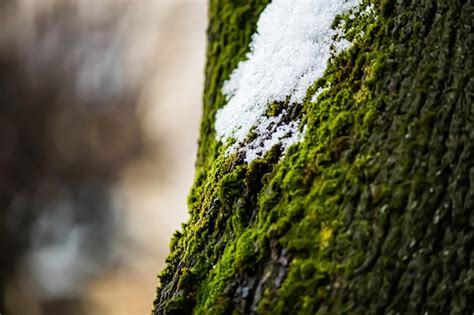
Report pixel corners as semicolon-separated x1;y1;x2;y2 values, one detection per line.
215;0;361;162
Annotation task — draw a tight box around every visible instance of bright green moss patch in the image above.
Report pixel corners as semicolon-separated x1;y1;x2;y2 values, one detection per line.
155;0;381;311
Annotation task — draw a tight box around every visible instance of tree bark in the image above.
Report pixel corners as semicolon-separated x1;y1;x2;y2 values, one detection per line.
153;0;473;314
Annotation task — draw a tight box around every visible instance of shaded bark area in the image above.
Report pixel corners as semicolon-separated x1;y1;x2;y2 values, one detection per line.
154;0;473;314
322;2;473;313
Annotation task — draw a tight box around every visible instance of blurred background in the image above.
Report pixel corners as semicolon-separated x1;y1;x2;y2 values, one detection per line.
0;0;206;314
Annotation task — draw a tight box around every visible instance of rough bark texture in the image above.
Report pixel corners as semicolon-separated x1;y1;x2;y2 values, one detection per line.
153;0;473;314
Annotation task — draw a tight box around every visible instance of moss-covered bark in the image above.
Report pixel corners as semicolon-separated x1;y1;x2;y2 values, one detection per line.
153;0;473;314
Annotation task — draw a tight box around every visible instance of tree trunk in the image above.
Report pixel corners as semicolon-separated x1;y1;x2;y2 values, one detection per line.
153;0;473;314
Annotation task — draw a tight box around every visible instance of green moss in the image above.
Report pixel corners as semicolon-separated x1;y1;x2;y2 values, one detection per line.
164;293;193;315
155;1;381;311
154;0;473;314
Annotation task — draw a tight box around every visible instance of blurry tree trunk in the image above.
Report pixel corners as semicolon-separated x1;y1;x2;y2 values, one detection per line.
153;0;472;314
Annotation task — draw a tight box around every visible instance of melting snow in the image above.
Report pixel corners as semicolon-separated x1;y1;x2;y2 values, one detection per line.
215;0;361;162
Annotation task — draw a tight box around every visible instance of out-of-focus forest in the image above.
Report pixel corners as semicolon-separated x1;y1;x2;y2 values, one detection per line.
0;1;206;314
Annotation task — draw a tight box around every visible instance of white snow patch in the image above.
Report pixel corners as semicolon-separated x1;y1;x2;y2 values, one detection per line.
311;86;329;103
215;0;361;162
244;114;306;163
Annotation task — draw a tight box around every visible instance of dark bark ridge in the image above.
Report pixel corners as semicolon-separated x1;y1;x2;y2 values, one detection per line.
153;0;473;314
